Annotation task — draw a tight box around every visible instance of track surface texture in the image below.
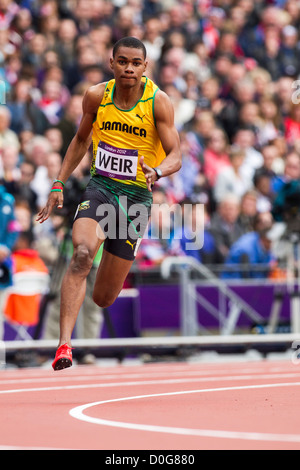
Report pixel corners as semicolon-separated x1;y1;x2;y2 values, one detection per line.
0;355;299;450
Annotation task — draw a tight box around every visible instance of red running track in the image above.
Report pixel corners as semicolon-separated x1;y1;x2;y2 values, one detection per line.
0;357;300;450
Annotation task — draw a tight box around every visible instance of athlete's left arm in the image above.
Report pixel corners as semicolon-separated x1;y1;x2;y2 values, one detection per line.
140;90;181;191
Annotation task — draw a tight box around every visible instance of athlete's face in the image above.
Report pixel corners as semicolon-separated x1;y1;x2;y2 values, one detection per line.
110;46;147;87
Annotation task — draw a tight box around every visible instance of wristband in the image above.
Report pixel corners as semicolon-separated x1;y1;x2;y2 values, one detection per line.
51;188;63;192
51;186;64;190
53;179;65;187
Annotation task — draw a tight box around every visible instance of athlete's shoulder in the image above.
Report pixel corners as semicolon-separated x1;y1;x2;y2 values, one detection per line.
153;87;173;118
143;76;159;93
82;82;109;113
143;77;168;102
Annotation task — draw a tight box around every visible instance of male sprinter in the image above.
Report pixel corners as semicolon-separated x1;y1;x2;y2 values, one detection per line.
37;37;181;370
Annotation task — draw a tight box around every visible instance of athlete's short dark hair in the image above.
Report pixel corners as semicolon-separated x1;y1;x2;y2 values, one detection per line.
113;36;147;60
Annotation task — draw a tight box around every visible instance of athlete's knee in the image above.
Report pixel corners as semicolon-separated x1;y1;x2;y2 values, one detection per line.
92;290;117;308
71;244;94;274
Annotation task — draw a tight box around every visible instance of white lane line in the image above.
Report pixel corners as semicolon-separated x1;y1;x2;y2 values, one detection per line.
0;361;295;384
0;369;299;387
1;374;300;395
69;382;300;443
0;367;270;385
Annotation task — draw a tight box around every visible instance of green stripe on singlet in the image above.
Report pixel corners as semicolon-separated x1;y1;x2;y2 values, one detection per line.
89;175;152;207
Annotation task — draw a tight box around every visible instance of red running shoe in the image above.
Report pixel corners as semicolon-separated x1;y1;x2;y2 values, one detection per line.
52;343;72;371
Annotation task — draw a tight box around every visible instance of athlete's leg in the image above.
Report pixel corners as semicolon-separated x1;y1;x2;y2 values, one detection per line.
58;217;104;347
92;249;134;308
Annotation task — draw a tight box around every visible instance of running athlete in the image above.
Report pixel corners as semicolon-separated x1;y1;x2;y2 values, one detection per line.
36;37;181;370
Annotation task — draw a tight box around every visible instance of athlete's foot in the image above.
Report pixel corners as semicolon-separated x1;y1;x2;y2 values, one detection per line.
52;343;73;371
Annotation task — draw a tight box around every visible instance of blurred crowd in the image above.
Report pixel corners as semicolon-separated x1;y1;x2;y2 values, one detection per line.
1;0;300;292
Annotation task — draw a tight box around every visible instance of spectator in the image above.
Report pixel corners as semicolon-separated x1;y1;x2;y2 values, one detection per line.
253;169;274;213
257;143;285;176
284;102;300;147
232;127;264;183
0;182;20;339
36;49;61;88
213;53;234;92
55;18;78;69
0;144;21;190
3;229;49;338
22;32;48;70
185;108;216;150
63;44;102;91
10;7;34;43
6;78;49;135
0;105;20;151
255;25;282;80
213;145;252;204
37;78;65;125
237;190;259;234
248;67;273;101
272;152;300;227
162;83;196;130
218;61;247;102
278;24;300;78
215;28;244;59
200;76;225;119
11;160;38;214
203;127;231;188
201;7;225;56
23;135;52;208
56;94;83;155
238;102;261;137
169;130;203;201
0;24;17;63
275;75;294;118
13;199;33;235
284;0;300;28
143;16;164;63
272;151;300;196
210;193;244;262
18;129;34;161
43;127;63;156
222;211;275;279
38;9;60;51
31;151;62;210
171;200;220;264
256;95;284;146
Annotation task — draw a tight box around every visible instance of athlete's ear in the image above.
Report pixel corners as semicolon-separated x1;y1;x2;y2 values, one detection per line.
109;57;114;70
144;60;148;72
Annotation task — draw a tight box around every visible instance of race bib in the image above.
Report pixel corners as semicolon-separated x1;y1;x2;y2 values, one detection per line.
95;141;138;181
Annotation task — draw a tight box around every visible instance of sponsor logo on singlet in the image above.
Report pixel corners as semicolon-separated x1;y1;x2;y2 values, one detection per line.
78;200;90;211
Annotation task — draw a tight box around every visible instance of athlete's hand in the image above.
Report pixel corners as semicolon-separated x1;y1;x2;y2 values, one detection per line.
36;191;64;223
139;156;157;192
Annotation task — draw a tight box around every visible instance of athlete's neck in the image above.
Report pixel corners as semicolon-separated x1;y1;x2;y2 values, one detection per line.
113;82;144;110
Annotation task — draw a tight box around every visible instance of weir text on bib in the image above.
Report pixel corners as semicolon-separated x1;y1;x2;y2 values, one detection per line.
95;141;138;181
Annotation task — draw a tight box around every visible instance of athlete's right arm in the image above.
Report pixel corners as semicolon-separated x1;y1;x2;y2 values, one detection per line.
36;84;105;223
